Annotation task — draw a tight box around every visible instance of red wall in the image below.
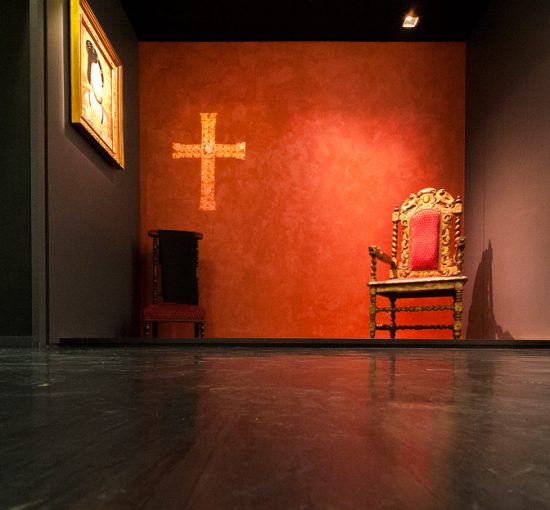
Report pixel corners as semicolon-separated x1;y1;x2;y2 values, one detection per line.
140;42;465;338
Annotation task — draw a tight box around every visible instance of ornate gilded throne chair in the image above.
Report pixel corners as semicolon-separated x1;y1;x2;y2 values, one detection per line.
368;188;467;339
143;230;206;338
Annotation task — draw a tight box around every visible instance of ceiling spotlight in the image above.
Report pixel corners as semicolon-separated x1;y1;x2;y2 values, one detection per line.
403;14;419;28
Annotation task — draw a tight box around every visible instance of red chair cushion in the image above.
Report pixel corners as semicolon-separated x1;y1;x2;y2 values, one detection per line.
143;303;206;322
409;209;440;271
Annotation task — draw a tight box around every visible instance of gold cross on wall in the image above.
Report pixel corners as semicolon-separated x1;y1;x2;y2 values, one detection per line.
172;113;246;211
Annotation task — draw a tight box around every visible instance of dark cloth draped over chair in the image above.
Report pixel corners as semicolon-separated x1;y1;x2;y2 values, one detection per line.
143;230;206;338
368;188;467;340
158;230;199;305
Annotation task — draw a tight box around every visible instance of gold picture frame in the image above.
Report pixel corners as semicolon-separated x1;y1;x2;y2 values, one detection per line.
70;0;124;169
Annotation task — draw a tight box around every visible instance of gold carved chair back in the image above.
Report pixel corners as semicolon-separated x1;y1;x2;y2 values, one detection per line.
390;188;464;279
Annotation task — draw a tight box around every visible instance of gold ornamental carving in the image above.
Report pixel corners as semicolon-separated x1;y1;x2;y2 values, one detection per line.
172;113;246;211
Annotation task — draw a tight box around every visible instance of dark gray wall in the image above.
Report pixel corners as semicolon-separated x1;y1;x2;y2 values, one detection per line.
0;1;33;337
465;0;550;339
47;0;139;341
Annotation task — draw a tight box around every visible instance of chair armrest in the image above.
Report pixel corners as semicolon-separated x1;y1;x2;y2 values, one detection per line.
368;246;396;281
369;246;392;264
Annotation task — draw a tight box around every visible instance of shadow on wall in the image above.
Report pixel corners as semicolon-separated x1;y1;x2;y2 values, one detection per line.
466;241;514;340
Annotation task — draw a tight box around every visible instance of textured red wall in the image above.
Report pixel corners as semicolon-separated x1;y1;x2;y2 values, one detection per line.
140;42;465;338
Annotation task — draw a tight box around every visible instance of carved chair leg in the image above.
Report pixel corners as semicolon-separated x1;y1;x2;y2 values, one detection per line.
390;296;397;339
369;288;377;338
453;284;464;340
144;321;151;338
200;322;205;338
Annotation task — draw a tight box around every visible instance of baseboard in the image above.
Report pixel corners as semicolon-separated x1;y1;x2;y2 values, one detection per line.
57;338;550;348
0;336;35;347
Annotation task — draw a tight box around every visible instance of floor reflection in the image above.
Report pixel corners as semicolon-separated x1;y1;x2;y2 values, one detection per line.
0;347;549;509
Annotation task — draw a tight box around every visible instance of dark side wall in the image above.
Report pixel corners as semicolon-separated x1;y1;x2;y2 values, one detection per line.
0;1;32;338
46;0;139;341
465;0;550;339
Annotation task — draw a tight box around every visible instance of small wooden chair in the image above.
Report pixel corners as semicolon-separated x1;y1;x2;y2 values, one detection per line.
143;230;206;338
368;188;467;339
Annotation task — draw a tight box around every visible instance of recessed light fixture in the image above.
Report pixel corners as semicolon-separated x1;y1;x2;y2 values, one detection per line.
403;14;419;28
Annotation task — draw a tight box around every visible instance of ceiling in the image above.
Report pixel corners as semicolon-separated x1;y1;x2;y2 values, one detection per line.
120;0;491;42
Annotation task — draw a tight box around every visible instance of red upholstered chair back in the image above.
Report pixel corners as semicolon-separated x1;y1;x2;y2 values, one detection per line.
392;188;463;278
409;209;440;271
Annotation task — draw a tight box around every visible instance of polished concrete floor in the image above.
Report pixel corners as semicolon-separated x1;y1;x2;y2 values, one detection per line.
1;346;550;509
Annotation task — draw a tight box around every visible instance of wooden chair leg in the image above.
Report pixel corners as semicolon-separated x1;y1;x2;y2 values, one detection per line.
389;296;397;339
194;321;206;338
144;321;151;338
369;288;377;338
454;284;464;340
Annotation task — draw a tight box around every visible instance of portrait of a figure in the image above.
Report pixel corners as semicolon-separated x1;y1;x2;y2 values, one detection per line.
70;0;124;168
81;37;113;148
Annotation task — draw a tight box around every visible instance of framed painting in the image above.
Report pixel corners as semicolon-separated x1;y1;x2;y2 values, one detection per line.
70;0;124;169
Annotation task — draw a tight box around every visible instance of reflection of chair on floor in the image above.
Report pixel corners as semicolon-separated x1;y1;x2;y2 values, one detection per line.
368;188;467;339
143;230;206;338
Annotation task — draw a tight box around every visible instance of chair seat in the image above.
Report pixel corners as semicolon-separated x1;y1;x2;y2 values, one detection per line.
143;303;206;322
370;275;467;298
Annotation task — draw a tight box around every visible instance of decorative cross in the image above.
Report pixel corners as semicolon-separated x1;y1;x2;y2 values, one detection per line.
172;113;246;211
